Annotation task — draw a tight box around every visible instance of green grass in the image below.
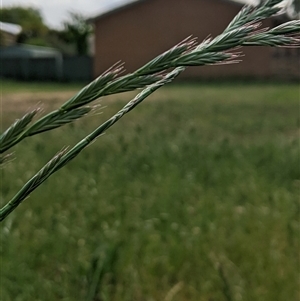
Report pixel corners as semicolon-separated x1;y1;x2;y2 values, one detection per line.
1;82;299;301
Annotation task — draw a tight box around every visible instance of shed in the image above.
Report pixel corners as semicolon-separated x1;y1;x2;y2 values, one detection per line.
0;44;63;80
90;0;299;80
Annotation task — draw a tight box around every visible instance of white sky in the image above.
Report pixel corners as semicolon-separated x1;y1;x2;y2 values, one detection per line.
1;0;137;29
1;0;291;29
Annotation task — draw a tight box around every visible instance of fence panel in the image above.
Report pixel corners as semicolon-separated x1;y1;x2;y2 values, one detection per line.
0;56;92;81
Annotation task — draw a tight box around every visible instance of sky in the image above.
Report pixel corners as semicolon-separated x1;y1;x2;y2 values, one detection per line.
1;0;138;28
1;0;291;29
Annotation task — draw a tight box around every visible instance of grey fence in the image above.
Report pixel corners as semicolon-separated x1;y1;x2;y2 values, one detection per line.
0;56;93;82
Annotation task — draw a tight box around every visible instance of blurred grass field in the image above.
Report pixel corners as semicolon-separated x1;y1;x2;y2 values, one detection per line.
1;80;299;301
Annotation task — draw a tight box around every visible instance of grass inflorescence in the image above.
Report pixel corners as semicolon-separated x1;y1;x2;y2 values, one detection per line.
1;1;300;221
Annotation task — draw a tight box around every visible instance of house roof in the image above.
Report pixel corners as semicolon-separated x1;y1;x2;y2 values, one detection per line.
89;0;257;22
0;44;61;58
89;0;145;22
0;21;22;35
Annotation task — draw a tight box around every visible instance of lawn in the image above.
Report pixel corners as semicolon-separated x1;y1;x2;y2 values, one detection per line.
1;81;299;301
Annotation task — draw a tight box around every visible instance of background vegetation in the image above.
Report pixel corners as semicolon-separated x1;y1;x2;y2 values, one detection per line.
1;81;299;301
0;6;92;55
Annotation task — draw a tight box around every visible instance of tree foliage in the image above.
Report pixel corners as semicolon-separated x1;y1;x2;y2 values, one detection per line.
285;0;300;19
291;0;300;17
0;6;48;43
63;12;93;55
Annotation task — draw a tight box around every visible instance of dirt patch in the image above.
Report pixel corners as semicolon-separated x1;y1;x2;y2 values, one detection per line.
1;89;138;115
2;91;78;114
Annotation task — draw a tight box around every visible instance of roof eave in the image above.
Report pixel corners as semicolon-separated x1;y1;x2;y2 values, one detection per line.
88;0;146;23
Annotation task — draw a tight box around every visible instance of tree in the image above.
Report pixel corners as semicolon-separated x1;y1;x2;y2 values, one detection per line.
63;12;93;56
287;0;300;19
0;6;48;43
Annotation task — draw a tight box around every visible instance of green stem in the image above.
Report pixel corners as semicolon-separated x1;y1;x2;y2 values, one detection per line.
0;68;183;222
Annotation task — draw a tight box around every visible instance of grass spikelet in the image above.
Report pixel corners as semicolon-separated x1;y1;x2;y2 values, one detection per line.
0;109;39;153
28;107;92;135
62;62;124;110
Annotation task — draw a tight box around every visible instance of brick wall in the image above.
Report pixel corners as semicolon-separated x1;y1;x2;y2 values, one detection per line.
93;0;274;80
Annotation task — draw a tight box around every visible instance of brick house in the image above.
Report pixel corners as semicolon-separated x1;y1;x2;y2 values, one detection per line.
90;0;299;80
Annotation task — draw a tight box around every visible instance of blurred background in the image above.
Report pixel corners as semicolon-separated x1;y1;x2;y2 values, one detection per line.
1;0;299;300
0;0;299;81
